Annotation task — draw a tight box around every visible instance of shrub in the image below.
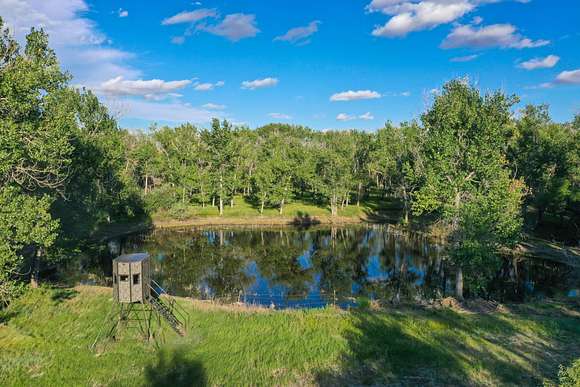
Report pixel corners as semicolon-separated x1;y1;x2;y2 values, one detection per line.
168;202;196;220
144;185;180;212
558;359;580;386
549;359;580;387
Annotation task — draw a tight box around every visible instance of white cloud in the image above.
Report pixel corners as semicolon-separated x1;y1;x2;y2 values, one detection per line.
471;16;483;25
78;48;134;62
525;82;554;90
203;103;226;110
194;84;213;91
555;69;580;85
337;112;375;121
382;90;412;97
441;23;549;49
337;113;356;121
171;36;186;45
367;1;536;39
241;77;278;90
518;55;560;70
118;8;128;18
330;90;382;101
371;0;475;37
268;112;292;120
359;112;375;120
0;0;139;86
274;21;320;45
99;76;192;98
112;98;217;123
194;80;225;91
367;0;405;11
161;9;217;25
526;69;580;89
2;0;104;46
450;54;479;62
197;13;259;42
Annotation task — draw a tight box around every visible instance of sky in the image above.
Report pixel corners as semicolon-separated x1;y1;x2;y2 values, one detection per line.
0;0;579;131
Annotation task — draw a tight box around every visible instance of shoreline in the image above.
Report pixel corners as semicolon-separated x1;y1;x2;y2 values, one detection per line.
73;285;580;316
152;214;368;229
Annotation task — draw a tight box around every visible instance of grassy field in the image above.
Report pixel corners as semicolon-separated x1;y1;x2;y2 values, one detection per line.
152;195;387;222
1;286;579;386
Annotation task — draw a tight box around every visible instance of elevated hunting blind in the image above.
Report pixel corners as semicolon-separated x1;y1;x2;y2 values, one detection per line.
112;253;151;303
92;252;188;351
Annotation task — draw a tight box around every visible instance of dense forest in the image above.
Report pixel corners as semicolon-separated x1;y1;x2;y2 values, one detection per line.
0;22;578;306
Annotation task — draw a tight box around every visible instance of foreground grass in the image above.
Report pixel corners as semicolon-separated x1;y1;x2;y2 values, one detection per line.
1;286;579;386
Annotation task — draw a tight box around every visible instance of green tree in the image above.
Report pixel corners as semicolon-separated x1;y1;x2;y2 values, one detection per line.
0;23;75;290
154;124;202;205
352;131;373;206
370;122;425;223
0;188;58;305
252;157;276;214
1;21;144;299
315;132;356;216
413;80;524;298
510;105;579;229
203;119;235;215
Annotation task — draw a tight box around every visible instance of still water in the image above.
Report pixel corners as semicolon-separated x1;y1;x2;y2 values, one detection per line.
83;225;579;309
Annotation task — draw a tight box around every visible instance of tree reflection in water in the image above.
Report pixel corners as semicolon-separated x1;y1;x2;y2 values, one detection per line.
91;225;577;308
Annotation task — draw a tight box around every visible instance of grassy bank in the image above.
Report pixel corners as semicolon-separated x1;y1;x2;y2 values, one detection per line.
1;286;579;386
151;196;393;228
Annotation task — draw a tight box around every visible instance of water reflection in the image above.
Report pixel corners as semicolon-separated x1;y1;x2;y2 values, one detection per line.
84;225;578;309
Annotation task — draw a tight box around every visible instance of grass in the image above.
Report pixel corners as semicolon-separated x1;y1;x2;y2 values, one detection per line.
152;195;387;222
1;286;579;386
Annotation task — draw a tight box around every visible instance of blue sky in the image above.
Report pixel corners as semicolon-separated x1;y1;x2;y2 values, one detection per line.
1;0;579;130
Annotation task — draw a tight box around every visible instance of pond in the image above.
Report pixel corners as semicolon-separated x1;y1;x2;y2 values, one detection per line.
79;224;580;309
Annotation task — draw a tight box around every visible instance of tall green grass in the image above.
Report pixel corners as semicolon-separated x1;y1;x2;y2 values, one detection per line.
1;286;579;386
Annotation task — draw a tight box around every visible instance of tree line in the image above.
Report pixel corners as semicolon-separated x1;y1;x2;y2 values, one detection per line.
1;22;578;304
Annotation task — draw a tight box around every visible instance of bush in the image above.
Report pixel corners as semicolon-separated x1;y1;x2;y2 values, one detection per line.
547;359;580;387
167;202;196;220
557;359;580;387
144;185;180;212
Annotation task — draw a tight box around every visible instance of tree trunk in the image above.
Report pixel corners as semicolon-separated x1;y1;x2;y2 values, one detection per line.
30;248;42;288
455;266;464;300
230;198;234;208
144;174;149;194
279;198;284;215
219;180;224;216
403;186;409;224
331;194;338;216
260;200;264;214
212;196;215;207
357;182;362;207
